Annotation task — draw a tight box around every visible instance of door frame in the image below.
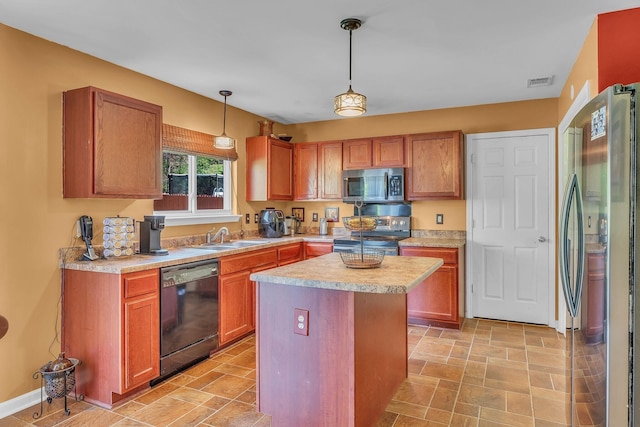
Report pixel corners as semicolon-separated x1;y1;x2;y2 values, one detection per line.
465;128;556;327
556;82;591;334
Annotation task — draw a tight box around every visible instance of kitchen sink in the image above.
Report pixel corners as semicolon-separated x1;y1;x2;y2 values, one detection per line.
225;240;264;247
190;245;234;251
193;240;266;250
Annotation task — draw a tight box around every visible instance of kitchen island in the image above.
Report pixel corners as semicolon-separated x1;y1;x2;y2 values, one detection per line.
250;252;443;427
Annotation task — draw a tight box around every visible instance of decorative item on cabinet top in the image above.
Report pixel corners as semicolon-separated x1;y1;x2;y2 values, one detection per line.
258;119;274;136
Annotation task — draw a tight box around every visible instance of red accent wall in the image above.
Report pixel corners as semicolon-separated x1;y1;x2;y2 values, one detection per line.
598;7;640;91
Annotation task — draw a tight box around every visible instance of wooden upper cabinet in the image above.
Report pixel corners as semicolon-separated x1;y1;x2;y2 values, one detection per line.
294;143;318;200
406;131;464;200
318;141;342;199
246;136;294;201
344;136;406;169
373;136;406;167
343;138;373;169
63;86;162;199
294;141;342;201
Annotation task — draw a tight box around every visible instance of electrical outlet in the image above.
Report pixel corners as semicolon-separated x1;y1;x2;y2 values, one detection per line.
254;213;259;223
436;214;444;224
312;213;318;222
245;213;250;224
294;308;309;336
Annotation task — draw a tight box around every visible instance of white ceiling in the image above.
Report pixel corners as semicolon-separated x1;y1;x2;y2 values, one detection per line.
1;0;638;124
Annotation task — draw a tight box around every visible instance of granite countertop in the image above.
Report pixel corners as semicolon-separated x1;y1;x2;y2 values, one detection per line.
60;234;336;274
399;237;465;248
60;232;458;274
586;243;606;254
250;252;443;294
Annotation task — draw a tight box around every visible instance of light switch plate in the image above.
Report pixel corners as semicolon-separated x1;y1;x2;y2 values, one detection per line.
245;213;250;224
312;213;318;222
436;214;444;224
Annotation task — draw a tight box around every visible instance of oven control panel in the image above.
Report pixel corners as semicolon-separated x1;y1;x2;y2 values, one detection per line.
372;216;410;232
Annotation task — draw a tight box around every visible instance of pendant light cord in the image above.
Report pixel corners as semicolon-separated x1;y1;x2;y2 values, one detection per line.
349;28;353;85
222;95;228;135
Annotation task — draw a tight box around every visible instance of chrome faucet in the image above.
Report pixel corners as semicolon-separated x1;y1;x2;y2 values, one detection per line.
206;226;230;244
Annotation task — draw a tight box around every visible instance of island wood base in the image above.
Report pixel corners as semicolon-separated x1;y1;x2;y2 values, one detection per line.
256;281;408;427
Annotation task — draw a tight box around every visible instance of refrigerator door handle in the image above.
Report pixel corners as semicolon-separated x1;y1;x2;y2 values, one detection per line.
559;173;586;318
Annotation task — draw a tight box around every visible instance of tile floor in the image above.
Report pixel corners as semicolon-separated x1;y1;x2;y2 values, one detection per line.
0;318;576;426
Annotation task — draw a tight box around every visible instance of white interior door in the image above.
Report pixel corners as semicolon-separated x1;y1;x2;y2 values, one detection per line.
466;129;555;325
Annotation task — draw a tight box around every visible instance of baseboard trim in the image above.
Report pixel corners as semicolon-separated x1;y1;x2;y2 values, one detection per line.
0;387;43;419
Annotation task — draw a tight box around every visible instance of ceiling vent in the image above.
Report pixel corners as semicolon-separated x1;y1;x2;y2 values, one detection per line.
527;76;554;88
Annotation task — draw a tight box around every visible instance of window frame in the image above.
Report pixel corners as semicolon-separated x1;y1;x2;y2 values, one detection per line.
156;151;240;226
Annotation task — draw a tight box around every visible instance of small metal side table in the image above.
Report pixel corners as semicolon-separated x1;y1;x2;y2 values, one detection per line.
32;358;83;418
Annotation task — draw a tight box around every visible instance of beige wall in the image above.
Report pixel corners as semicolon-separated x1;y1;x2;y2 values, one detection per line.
557;20;599;122
284;99;558;231
0;24;277;402
0;21;560;403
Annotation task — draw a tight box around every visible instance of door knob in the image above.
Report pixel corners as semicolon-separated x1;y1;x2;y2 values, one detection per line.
538;236;546;242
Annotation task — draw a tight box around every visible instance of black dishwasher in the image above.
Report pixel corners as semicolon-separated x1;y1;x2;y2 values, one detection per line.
154;259;219;385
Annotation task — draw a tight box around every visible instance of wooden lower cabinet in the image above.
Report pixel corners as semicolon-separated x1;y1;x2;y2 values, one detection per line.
277;242;304;266
400;246;465;329
219;270;253;344
304;241;333;259
62;268;160;408
219;248;278;345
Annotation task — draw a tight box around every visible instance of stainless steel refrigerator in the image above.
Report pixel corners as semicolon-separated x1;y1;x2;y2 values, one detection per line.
560;83;638;426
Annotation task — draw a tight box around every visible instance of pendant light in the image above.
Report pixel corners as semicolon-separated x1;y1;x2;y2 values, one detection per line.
214;90;236;149
334;18;367;117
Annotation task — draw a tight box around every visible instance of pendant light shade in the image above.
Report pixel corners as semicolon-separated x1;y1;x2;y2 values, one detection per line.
334;18;366;117
214;90;236;149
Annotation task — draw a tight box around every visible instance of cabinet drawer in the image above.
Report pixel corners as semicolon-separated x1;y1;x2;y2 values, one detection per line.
123;269;159;298
278;243;303;265
399;247;458;265
220;249;278;275
304;242;333;258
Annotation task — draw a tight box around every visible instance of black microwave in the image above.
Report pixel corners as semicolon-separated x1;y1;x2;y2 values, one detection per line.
342;168;404;203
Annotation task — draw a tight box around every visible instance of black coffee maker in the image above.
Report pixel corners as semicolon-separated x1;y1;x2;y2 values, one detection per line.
139;215;169;255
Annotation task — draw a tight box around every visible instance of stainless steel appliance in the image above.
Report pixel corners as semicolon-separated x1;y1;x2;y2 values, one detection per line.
139;215;169;255
258;209;285;238
333;203;411;255
342;167;404;203
284;216;301;235
154;259;219;385
559;83;638;425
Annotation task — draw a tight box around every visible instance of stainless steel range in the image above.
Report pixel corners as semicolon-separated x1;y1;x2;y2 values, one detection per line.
333;203;411;256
